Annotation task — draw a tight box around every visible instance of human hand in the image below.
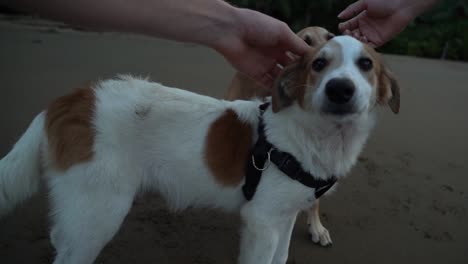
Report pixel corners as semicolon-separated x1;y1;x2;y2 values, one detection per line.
338;0;438;47
213;8;309;88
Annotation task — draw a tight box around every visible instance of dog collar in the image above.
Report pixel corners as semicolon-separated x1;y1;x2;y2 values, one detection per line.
242;103;337;201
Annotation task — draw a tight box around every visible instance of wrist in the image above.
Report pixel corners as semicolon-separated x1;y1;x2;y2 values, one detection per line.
199;2;241;49
406;0;440;18
208;5;245;57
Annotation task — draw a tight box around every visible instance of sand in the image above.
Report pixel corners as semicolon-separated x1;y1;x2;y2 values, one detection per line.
1;17;467;264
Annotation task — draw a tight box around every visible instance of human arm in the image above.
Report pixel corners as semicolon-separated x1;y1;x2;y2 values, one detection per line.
5;0;308;87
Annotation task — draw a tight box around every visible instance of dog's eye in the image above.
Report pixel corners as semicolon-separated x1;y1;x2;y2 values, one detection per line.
312;58;327;72
358;58;373;71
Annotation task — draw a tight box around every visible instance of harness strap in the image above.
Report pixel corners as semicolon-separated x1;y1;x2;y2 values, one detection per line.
242;103;272;201
242;103;337;201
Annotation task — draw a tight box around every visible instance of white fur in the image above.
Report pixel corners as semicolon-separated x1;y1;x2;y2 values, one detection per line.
0;112;45;216
0;36;381;264
313;37;376;116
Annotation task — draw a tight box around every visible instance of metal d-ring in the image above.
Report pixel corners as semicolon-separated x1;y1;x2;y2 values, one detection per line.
252;148;273;171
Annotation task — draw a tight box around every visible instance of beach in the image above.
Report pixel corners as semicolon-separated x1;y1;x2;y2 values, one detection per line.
1;17;467;264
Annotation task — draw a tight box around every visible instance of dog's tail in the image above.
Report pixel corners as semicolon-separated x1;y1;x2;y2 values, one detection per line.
0;112;45;216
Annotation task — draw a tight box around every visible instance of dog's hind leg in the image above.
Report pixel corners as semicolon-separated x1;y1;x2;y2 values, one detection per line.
306;200;332;247
48;168;138;264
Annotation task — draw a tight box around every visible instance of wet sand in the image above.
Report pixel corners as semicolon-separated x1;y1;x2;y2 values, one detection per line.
1;17;467;264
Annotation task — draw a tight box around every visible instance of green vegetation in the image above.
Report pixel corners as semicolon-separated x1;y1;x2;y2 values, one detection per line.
231;0;468;61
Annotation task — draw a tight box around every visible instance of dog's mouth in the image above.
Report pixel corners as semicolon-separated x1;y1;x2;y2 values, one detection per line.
321;103;357;116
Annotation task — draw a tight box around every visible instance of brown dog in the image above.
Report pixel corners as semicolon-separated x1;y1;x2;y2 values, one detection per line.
224;26;336;246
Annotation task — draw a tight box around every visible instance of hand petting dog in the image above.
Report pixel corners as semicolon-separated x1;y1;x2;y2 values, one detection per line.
338;0;440;47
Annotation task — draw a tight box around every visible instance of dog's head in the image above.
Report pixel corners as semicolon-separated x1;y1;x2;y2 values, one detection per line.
272;35;400;120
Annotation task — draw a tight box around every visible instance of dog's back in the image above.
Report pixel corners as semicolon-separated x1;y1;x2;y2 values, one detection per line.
1;76;259;214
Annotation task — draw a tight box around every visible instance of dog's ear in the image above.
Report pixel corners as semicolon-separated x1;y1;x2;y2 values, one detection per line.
378;67;400;114
326;32;335;40
271;60;306;113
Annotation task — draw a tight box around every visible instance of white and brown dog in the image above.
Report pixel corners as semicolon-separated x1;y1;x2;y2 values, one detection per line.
0;35;399;264
226;26;339;247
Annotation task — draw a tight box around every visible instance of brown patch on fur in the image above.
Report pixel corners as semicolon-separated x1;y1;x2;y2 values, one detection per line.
205;109;253;186
271;44;326;112
271;60;305;112
363;45;400;113
46;86;96;170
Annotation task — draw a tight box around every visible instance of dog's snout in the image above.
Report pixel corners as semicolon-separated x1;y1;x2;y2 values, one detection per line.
325;78;355;104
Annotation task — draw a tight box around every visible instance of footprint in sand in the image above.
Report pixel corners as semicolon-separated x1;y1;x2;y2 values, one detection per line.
358;156;382;188
409;221;454;242
395;152;414;169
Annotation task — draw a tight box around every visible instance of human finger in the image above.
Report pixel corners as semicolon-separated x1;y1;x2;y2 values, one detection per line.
276;51;296;67
361;35;368;43
337;0;366;20
278;23;309;56
338;16;359;32
268;63;283;79
352;29;362;40
367;41;377;48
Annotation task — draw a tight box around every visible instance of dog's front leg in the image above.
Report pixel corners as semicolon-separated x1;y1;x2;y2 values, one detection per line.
238;205;280;264
271;213;298;264
307;200;332;246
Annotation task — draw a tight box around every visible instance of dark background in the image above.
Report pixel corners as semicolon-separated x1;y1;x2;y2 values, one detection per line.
1;0;467;61
230;0;468;61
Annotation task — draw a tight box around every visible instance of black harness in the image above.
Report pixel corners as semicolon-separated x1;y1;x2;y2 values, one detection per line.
242;103;337;201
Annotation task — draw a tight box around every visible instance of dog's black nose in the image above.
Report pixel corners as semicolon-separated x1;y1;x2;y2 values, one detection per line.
325;78;355;104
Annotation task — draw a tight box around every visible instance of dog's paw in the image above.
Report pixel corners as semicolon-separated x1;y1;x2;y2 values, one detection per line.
308;223;333;247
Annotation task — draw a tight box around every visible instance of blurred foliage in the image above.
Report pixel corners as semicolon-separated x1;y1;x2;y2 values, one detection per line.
230;0;468;61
